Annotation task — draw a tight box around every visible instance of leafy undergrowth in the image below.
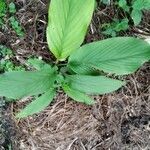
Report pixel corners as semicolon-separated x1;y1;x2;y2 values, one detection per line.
0;45;25;72
0;0;150;149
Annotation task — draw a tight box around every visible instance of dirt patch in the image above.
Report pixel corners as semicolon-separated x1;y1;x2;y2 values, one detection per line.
0;99;20;150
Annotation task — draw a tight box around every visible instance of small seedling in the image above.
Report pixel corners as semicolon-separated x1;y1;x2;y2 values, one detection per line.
100;0;150;37
0;0;6;28
0;0;149;118
0;0;6;17
101;0;110;5
9;16;24;37
118;0;150;25
0;45;13;57
8;2;24;36
0;1;24;37
0;45;25;72
102;18;129;37
118;0;130;12
9;2;16;14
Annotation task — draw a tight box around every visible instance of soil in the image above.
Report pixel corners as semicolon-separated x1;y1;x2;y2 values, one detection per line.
0;0;150;150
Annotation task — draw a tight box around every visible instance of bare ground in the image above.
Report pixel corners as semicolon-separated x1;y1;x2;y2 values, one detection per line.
0;0;150;149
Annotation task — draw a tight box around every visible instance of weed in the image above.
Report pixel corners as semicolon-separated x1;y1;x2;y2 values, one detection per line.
0;0;6;17
101;0;110;5
0;0;149;118
9;2;16;14
9;16;24;37
0;1;24;37
131;0;150;25
117;0;150;25
0;45;13;57
116;0;150;25
100;0;150;36
102;18;129;37
0;0;7;28
0;45;25;72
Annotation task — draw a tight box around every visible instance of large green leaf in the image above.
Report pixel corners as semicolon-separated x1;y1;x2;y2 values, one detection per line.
16;89;55;118
65;75;125;94
0;69;56;99
47;0;95;60
68;37;150;75
63;85;94;105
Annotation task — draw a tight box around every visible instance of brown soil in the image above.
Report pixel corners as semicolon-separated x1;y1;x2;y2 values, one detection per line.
0;0;150;149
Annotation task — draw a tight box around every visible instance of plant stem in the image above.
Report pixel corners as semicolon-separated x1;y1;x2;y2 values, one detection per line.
55;59;59;64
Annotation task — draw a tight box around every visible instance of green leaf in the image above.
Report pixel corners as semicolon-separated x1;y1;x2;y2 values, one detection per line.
131;0;150;18
102;28;116;37
114;19;129;31
0;0;6;17
118;0;129;12
131;9;142;25
0;69;56;99
101;0;110;5
16;89;55;118
132;0;150;10
142;0;150;9
9;2;16;14
65;75;125;94
132;0;142;10
63;84;95;105
47;0;95;60
27;58;52;70
68;37;150;75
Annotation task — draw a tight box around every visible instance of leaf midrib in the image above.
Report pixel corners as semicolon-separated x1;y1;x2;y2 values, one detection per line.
59;0;72;55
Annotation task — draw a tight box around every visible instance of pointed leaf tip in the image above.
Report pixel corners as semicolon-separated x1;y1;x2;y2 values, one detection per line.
63;84;95;105
16;89;55;118
47;0;95;60
65;75;125;95
68;37;150;75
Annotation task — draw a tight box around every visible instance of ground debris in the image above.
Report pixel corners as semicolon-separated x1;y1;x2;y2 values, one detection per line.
0;98;20;150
